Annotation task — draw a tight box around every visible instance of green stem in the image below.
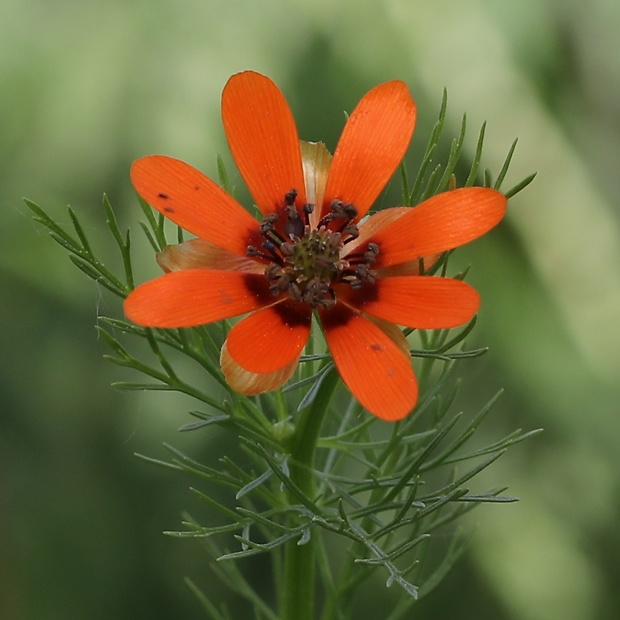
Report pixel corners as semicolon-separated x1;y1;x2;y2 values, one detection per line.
322;425;404;619
280;368;339;620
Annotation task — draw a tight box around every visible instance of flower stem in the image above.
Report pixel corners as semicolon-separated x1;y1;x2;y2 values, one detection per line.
280;368;339;620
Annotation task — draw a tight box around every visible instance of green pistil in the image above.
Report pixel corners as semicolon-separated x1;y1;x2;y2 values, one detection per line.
288;229;342;282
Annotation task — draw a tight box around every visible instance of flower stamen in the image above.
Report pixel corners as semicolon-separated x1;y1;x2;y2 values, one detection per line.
249;191;379;308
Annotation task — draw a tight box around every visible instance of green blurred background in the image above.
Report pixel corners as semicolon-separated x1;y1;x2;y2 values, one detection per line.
2;0;620;618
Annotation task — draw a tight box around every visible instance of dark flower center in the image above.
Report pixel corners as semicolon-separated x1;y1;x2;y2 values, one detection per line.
246;190;379;309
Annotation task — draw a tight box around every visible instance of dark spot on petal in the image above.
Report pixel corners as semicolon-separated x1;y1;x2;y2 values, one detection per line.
194;185;201;190
272;302;312;329
371;343;382;351
158;192;169;199
219;290;233;305
319;303;354;330
163;206;175;213
341;281;379;308
243;273;279;304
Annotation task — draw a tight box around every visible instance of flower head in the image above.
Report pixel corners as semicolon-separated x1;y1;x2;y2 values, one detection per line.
125;71;506;421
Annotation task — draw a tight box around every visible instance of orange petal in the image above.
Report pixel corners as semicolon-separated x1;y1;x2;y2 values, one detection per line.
322;81;416;220
344;206;410;256
221;71;307;214
320;304;417;421
350;207;438;275
369;188;507;268
221;341;298;395
157;238;264;274
339;276;480;329
365;314;411;358
301;141;332;229
131;156;259;256
124;270;274;328
375;256;440;277
225;302;311;374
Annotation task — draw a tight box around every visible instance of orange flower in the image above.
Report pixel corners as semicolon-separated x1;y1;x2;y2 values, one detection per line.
125;71;506;421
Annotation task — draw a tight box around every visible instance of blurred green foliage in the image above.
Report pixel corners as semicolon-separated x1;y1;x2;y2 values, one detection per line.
2;0;620;619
